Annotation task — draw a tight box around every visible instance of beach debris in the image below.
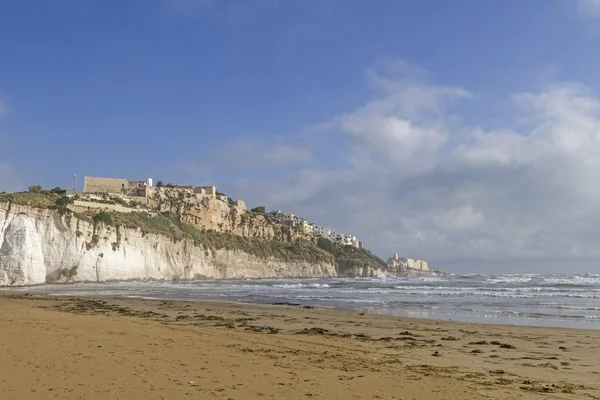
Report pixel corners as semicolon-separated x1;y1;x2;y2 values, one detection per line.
359;312;365;316
245;325;280;334
487;340;516;349
468;340;489;345
385;359;402;365
441;336;459;341
432;351;441;357
295;327;329;335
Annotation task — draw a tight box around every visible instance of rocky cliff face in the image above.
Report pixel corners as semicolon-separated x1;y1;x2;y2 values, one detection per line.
0;202;337;286
152;190;311;243
337;264;383;278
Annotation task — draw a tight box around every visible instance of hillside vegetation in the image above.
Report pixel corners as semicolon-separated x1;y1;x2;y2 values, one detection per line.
0;191;63;208
1;191;384;273
93;210;336;265
0;191;335;265
317;238;386;274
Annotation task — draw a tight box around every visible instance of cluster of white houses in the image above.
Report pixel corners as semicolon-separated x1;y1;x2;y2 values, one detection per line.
387;253;429;272
267;210;363;249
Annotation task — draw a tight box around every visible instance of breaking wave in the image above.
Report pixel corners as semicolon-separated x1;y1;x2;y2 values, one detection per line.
15;272;600;330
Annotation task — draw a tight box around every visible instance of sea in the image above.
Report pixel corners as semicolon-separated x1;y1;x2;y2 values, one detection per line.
12;273;600;330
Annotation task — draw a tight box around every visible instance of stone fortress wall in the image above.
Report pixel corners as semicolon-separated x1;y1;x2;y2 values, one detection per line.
83;177;128;194
83;176;151;200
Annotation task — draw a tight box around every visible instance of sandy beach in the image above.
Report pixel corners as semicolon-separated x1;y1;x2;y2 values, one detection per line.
1;292;599;400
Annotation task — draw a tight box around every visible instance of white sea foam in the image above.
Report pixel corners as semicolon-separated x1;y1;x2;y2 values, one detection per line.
18;273;600;329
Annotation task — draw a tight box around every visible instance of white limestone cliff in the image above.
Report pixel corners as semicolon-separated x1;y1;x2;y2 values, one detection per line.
0;202;337;286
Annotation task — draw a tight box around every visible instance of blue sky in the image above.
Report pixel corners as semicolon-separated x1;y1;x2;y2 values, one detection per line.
2;0;600;272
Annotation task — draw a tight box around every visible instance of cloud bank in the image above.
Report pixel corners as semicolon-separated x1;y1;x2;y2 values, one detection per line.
579;0;600;18
178;57;600;273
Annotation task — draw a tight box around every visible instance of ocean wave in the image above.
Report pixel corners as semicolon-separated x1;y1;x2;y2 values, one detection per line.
21;273;600;329
537;303;600;311
272;283;330;289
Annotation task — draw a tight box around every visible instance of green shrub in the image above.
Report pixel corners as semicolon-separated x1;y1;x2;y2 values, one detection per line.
93;211;113;226
28;184;43;193
318;237;385;273
110;197;128;206
250;206;265;214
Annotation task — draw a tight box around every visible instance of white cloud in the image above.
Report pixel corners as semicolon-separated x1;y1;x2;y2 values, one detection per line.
579;0;600;18
206;58;600;273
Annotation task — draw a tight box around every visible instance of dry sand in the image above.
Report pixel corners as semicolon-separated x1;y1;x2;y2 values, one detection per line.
1;292;599;400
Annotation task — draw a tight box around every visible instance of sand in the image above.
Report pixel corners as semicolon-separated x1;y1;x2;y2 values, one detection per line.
0;293;599;400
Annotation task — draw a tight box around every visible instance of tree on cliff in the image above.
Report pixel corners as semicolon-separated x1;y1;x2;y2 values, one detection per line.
156;181;164;188
28;184;43;193
250;206;265;214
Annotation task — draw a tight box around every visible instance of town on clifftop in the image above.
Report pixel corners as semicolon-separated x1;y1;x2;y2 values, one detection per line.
1;174;447;277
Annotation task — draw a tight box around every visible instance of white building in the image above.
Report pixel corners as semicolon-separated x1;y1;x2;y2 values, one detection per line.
298;219;314;234
387;253;429;271
268;210;296;224
314;226;331;238
268;212;362;247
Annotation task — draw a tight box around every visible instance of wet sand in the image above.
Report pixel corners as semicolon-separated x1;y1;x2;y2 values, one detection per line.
1;292;599;399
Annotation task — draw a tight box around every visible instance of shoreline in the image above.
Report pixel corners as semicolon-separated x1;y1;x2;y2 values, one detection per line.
26;291;600;333
6;282;600;331
2;291;600;399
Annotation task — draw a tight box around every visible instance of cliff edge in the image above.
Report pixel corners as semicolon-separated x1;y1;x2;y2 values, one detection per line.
0;194;339;286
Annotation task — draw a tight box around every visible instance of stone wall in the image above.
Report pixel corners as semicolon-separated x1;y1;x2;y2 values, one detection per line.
83;176;127;194
70;200;149;214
